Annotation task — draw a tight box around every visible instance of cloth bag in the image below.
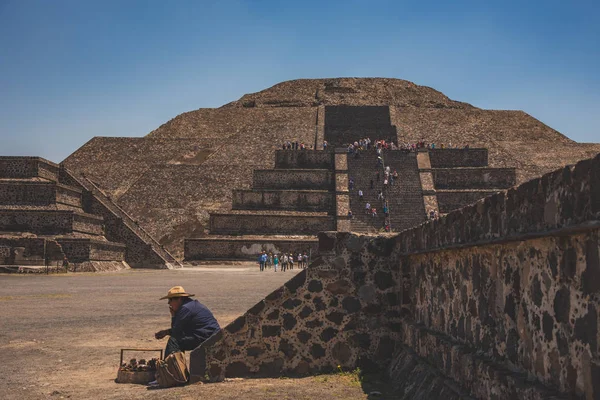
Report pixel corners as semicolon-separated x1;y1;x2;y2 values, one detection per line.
155;352;189;388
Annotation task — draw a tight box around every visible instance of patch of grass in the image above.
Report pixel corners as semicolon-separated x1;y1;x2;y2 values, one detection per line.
314;366;363;388
336;366;362;387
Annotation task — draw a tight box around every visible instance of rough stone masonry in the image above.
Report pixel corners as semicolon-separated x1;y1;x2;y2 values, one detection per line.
189;153;600;399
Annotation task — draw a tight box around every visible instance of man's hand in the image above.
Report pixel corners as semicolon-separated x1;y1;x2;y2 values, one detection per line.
154;329;169;340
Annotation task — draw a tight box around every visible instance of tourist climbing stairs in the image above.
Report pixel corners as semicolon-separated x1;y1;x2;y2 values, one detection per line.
384;151;426;232
347;151;387;233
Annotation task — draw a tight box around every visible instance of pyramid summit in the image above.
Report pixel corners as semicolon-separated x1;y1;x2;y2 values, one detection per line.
58;77;600;258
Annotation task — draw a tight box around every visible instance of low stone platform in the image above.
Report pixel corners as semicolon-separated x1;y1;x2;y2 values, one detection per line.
435;189;500;213
274;150;334;169
253;169;335;190
0;156;59;181
427;148;488;168
0;181;82;210
431;167;516;189
0;209;104;236
55;238;126;263
0;156;180;269
0;235;128;272
232;189;335;212
209;212;336;235
185;235;318;261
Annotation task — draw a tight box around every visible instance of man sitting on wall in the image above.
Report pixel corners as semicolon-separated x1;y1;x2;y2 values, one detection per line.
155;286;221;357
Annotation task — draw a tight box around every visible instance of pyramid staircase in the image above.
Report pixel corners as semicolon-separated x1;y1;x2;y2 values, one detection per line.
184;151;337;261
384;151;427;231
0;157;180;271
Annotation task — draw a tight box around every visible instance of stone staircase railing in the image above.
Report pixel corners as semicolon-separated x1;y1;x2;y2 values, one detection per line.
59;166;182;268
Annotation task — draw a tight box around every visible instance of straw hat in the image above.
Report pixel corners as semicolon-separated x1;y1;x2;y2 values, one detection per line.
159;286;195;300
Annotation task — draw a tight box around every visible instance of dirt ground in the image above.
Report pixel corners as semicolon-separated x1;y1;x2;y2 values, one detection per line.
0;265;376;400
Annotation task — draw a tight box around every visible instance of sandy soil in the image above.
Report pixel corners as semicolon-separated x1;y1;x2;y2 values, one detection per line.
0;265;372;399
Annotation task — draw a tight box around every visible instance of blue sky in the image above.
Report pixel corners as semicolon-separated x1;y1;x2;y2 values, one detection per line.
1;0;598;162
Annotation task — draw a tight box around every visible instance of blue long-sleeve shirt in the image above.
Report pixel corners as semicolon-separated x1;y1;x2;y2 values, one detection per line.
170;298;220;350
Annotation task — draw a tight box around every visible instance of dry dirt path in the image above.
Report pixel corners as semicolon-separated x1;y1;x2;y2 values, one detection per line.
0;265;369;399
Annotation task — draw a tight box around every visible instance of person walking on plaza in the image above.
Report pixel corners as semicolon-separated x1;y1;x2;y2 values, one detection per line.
281;254;288;272
273;254;279;272
288;254;294;270
303;253;309;268
258;252;267;271
266;252;272;269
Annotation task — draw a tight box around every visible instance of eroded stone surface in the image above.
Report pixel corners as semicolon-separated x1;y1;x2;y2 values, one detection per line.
189;154;600;400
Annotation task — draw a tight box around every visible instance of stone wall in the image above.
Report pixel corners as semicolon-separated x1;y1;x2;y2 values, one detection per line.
72;213;104;235
0;182;82;210
0;237;46;265
60;168;175;268
189;234;404;382
89;204;167;268
184;238;318;261
324;106;392;127
0;157;59;181
274;151;334;169
324;127;398;146
324;106;397;145
55;185;83;209
435;190;499;213
0;210;103;236
209;214;336;235
432;167;516;189
57;239;125;263
0;210;78;235
428;148;488;168
253;170;334;190
0;183;55;205
232;190;334;212
189;154;600;399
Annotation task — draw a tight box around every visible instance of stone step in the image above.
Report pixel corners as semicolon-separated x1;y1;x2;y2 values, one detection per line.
0;181;83;211
0;209;104;236
347;152;389;232
232;189;335;212
253;169;335;190
0;157;59;181
0;236;125;266
184;235;318;261
432;167;516;189
435;189;500;213
350;220;378;234
209;212;335;235
274;150;334;169
427;148;488;168
385;151;427;232
55;238;126;263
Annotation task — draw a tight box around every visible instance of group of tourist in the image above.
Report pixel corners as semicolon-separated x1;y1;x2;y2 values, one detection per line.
346;139;397;232
427;209;440;220
282;141;311;150
398;140;471;152
345;138;472;154
257;251;310;272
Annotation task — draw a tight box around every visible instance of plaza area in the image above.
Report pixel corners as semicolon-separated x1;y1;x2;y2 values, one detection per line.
0;265;371;400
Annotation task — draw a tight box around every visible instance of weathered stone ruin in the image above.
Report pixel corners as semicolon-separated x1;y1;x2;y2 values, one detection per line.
185;103;518;260
189;153;600;399
0;157;180;271
61;78;600;259
3;77;599;397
